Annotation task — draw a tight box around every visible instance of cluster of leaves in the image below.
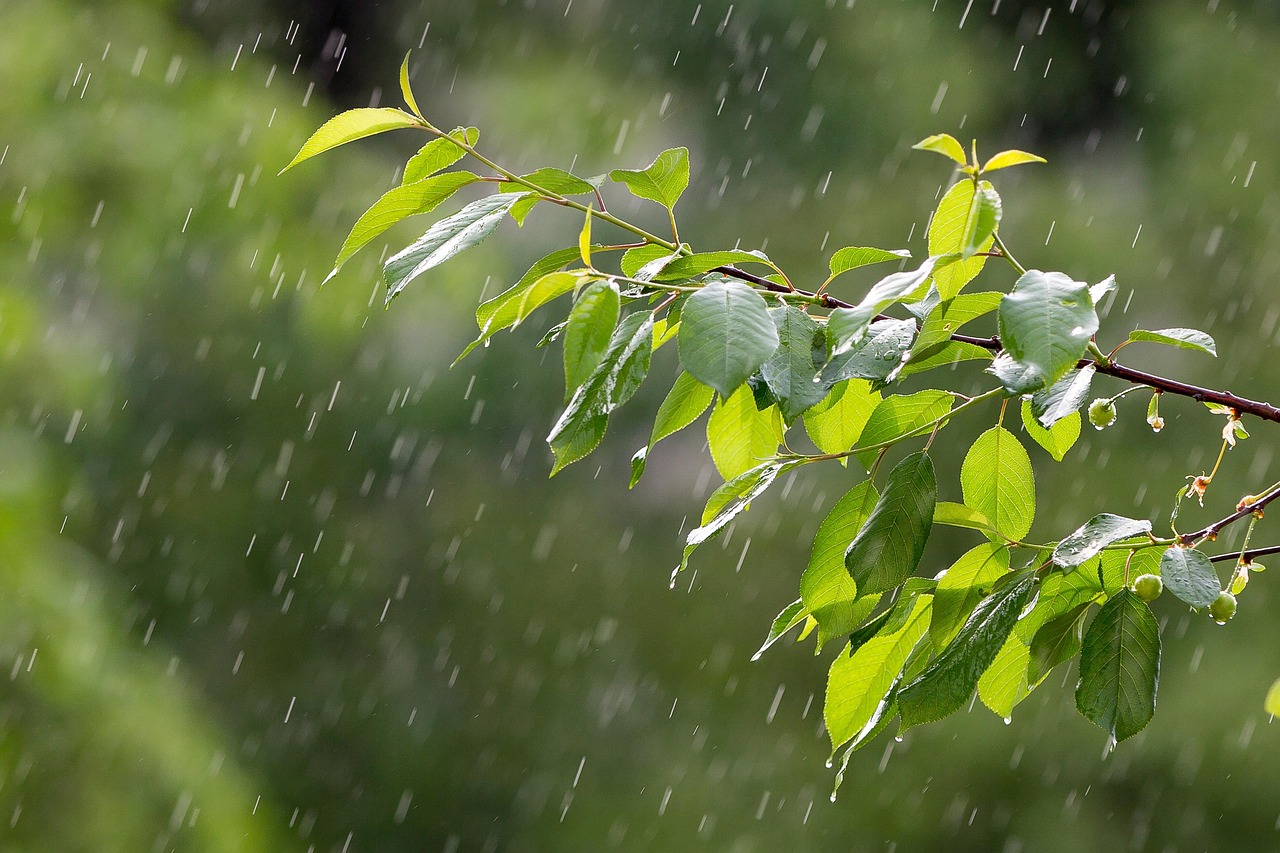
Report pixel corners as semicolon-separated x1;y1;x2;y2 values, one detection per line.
282;58;1278;786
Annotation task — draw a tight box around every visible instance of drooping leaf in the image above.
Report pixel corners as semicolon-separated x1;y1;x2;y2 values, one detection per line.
854;390;953;468
1030;365;1096;427
802;480;880;647
960;426;1035;541
280;107;420;173
1126;328;1217;357
620;244;673;277
402;127;478;184
913;133;967;166
898;573;1037;730
678;459;802;572
1089;274;1117;307
822;319;916;387
329;171;479;282
931;543;1011;649
845;452;937;596
384;193;528;303
827;247;911;278
1159;546;1221;607
563;280;621;398
1015;570;1102;644
1052;514;1152;570
1020;399;1080;461
609;147;690;210
897;341;992;378
995;270;1098;393
753;599;808;659
825;595;932;752
760;307;827;422
678;281;779;397
981;149;1047;172
826;257;940;354
650;371;715;447
929;181;996;298
577;207;593;267
707;384;783;481
1075;589;1160;742
803;380;879;456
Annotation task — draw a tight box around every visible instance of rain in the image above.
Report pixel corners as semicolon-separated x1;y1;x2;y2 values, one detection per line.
1;0;1278;851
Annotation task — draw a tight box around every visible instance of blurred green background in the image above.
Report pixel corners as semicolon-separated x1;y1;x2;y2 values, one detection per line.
1;0;1278;850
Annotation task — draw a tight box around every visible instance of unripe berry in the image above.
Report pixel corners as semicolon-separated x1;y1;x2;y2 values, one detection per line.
1088;398;1117;430
1132;573;1163;602
1208;590;1237;624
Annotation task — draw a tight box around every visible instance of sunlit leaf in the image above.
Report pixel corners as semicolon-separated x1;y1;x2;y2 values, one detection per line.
913;133;967;166
280;107;420;173
402;127;477;184
563;280;620;399
803;379;878;456
961;426;1035;541
854;390;953;468
827;247;911;277
981;149;1047;173
931;543;1011;649
399;52;422;117
802;480;880;648
753;599;808;659
1020;399;1080;461
995;270;1098;393
1030;365;1095;427
1052;514;1152;569
929;181;996;298
707;384;783;481
609;147;690;210
1126;328;1217;357
678;458;802;572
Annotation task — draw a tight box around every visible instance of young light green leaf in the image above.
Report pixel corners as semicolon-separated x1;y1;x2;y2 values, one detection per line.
826;257;941;353
402;127;478;184
620;244;673;277
651;371;715;446
578;207;593;267
803;380;879;456
802;480;880;648
657;249;772;280
1015;570;1103;644
933;501;1002;540
760;307;827;422
928;181;996;298
1126;328;1217;357
995;270;1098;393
897;341;992;379
1266;679;1280;717
913;133;967;166
609;147;690;210
678;281;779;397
707;385;783;481
280;107;420;173
898;573;1036;731
1030;365;1096;427
845;451;937;595
1089;274;1117;306
1159;546;1221;607
328;171;479;281
961;426;1036;542
678;458;802;572
1020;399;1080;461
502;167;601;198
384;193;528;303
822;318;916;387
826;595;932;752
399;52;422;118
977;634;1034;719
963;184;1002;259
827;247;912;277
753;599;808;659
854;390;953;468
1076;589;1160;743
981;149;1047;173
1052;514;1153;569
931;543;1011;649
563;280;620;398
457;247;587;361
908;291;1002;361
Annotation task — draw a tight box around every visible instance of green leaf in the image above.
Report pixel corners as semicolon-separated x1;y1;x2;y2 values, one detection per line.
1015;569;1102;645
402;127;477;184
908;291;1001;361
327;171;479;281
1089;274;1117;306
898;341;992;379
803;379;879;456
678;459;802;572
1030;365;1096;427
826;257;941;353
399;52;423;117
1098;547;1161;597
1159;546;1221;608
981;149;1047;173
1027;602;1090;684
823;318;916;387
1076;589;1160;743
658;250;772;280
563;281;620;398
761;307;827;422
1126;328;1217;357
845;452;937;596
995;270;1099;392
977;634;1034;719
577;206;592;267
384;193;528;303
898;573;1037;730
547;312;653;474
828;247;911;277
678;281;779;397
854;390;953;468
1052;514;1152;569
620;244;673;277
501;166;601;199
1020;399;1080;461
280;107;420;173
933;501;1002;540
1266;679;1280;717
802;481;880;648
707;385;783;481
826;595;932;752
752;599;808;659
651;371;715;446
931;543;1011;649
929;181;996;298
960;426;1035;542
913;133;967;166
609;147;690;210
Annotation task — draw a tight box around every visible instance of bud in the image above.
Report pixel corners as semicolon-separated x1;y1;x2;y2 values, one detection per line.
1088;398;1117;430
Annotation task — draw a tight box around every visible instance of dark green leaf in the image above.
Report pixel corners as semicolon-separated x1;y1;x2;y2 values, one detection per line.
609;147;690;210
1127;328;1217;357
898;573;1037;730
1020;399;1080;461
1027;602;1090;684
828;247;911;277
1076;589;1160;742
845;452;937;595
802;480;880;647
500;166;599;197
1159;546;1221;607
657;249;772;280
1030;365;1095;427
761;307;827;422
563;281;621;399
384;193;528;303
678;281;779;397
995;270;1098;392
402;127;478;184
931;543;1011;649
1052;514;1152;569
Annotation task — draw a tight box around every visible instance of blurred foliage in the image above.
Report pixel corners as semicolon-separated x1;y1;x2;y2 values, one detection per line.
0;0;1278;850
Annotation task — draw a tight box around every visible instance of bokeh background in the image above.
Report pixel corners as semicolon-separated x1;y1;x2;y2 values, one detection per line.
2;0;1278;850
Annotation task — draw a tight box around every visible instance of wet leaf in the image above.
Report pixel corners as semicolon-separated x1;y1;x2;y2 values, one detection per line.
760;307;827;422
280;107;420;173
678;281;779;397
707;385;782;481
961;426;1035;541
845;452;936;595
1020;399;1080;461
563;281;620;398
931;543;1011;649
753;599;808;659
678;459;802;572
1052;514;1152;569
402;127;477;184
1127;328;1217;357
803;379;879;456
802;480;880;647
826;257;940;353
1076;590;1160;742
1159;546;1220;607
1030;365;1096;427
827;246;911;277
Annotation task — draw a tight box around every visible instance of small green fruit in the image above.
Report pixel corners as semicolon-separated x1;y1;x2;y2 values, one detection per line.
1132;573;1163;602
1208;590;1237;624
1088;398;1117;430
